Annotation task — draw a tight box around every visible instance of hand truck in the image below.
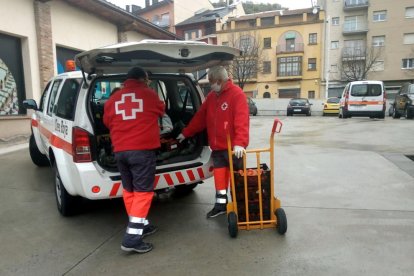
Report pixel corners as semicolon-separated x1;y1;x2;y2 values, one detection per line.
226;118;287;238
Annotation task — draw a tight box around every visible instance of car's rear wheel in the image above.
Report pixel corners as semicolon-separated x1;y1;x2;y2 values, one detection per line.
406;108;414;119
306;111;311;116
392;108;401;119
378;111;385;119
54;163;80;216
29;134;49;167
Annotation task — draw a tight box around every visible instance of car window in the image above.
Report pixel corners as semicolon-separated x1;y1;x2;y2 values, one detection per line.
409;85;414;94
39;81;51;112
55;78;82;120
327;98;340;104
93;80;123;103
47;80;62;116
290;99;307;104
351;84;382;97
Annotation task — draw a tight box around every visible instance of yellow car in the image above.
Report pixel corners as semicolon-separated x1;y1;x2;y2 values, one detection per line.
322;97;340;116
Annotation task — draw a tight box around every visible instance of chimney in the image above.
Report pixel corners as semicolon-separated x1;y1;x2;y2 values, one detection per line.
153;0;159;4
131;5;141;13
125;5;130;12
145;0;150;8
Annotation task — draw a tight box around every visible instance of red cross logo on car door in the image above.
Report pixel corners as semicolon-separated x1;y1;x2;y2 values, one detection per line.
115;93;143;120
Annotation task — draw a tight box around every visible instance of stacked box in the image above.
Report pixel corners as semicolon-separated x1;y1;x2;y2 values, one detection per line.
232;164;271;222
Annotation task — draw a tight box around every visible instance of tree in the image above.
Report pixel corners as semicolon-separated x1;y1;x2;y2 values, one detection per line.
339;46;383;81
224;32;265;89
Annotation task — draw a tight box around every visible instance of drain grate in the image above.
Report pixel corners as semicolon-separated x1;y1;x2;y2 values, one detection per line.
405;155;414;162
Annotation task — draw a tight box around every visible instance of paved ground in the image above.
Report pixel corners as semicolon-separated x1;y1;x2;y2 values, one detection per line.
0;116;413;276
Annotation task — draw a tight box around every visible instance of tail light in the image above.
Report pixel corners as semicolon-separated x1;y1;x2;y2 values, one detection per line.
72;127;92;163
344;91;349;110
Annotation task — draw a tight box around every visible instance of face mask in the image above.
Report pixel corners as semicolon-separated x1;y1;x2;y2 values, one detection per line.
211;82;221;93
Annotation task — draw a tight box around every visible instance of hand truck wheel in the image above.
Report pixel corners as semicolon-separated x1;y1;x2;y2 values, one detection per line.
275;208;287;235
228;211;238;238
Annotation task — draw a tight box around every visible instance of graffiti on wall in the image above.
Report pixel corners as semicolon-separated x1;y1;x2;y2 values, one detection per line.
0;59;19;115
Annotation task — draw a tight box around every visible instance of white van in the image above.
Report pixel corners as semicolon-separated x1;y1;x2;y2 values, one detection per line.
339;80;386;119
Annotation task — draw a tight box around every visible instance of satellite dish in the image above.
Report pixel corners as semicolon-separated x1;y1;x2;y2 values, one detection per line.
312;7;318;14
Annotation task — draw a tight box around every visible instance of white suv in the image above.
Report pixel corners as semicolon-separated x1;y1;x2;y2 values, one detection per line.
23;40;239;216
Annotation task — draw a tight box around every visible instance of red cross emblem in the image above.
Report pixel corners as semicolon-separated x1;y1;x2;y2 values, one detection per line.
115;93;143;120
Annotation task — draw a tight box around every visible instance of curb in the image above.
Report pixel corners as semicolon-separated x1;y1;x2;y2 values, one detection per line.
0;143;29;156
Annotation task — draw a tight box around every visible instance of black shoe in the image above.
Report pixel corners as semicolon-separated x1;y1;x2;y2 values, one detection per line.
143;224;158;237
121;241;153;253
206;206;226;218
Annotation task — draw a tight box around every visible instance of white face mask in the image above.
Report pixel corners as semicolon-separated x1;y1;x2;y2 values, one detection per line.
211;82;221;93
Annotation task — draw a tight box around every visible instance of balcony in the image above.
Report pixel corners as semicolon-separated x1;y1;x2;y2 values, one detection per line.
276;43;304;54
341;47;366;60
343;0;369;11
343;21;368;35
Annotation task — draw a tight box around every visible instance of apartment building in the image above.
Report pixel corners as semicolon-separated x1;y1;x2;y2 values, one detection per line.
216;8;325;99
319;0;414;98
133;0;214;33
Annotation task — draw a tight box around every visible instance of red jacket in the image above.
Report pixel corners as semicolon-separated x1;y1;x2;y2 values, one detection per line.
182;80;249;151
103;79;165;152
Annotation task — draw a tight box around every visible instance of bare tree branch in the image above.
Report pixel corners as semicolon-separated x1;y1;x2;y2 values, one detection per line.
340;46;383;81
224;31;265;89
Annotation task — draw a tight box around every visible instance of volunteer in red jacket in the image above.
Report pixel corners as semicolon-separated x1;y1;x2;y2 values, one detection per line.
104;67;164;253
177;66;249;218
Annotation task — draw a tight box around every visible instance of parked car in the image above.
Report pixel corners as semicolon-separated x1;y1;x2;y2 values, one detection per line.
322;97;340;116
287;98;312;116
392;83;414;119
339;80;386;119
247;97;257;116
22;40;240;216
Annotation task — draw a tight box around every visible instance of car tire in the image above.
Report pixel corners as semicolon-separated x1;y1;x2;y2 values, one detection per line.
392;108;401;119
286;112;292;116
275;208;287;235
29;134;50;167
306;111;311;116
54;163;80;216
378;111;385;119
406;108;414;119
228;211;238;238
173;183;198;196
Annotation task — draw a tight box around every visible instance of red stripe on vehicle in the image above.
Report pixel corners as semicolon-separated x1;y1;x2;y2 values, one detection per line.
175;172;185;183
197;168;205;179
39;124;51;140
109;182;121;197
187;170;195;181
50;134;73;156
164;174;174;186
31;119;38;127
153;175;160;188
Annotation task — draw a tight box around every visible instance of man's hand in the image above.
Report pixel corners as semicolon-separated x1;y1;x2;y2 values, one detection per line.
233;145;245;158
176;133;185;143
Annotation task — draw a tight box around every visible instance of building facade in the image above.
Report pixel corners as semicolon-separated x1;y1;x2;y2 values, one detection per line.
216;8;325;99
0;0;177;142
134;0;214;34
319;0;414;98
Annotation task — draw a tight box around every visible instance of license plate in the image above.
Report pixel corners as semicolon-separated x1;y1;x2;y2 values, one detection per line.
294;109;301;112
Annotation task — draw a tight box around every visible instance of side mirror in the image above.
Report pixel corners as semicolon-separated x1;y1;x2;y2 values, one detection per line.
23;99;38;110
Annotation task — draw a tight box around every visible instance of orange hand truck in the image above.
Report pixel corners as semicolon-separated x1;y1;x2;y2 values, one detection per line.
226;118;287;238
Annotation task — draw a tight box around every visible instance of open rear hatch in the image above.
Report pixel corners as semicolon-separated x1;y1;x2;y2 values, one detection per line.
77;40;240;172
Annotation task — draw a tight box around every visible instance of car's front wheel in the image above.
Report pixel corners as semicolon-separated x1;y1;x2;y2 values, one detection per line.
54;163;80;216
29;134;49;167
406;108;414;119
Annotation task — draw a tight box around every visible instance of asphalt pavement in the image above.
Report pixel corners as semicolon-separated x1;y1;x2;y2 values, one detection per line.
0;116;413;276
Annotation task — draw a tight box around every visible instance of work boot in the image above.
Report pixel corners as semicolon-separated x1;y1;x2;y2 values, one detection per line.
206;204;227;218
121;233;153;253
206;192;228;218
143;224;158;237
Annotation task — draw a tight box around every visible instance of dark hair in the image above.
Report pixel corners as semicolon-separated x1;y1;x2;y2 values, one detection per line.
126;67;147;80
